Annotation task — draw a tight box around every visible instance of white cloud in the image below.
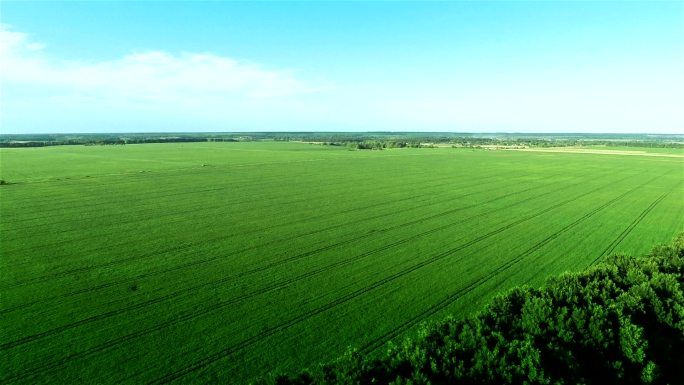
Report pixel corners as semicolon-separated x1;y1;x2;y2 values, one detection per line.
0;25;325;132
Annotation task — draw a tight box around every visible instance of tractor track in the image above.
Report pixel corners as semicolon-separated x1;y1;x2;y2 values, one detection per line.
2;170;518;290
138;171;639;384
590;184;678;266
4;164;469;243
2;171;643;384
359;172;663;354
2;175;566;354
3;168;461;254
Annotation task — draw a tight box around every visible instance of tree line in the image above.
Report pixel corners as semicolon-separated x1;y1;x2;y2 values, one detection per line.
1;132;681;149
0;136;238;147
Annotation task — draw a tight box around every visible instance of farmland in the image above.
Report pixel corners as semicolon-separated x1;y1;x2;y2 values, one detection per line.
1;141;682;384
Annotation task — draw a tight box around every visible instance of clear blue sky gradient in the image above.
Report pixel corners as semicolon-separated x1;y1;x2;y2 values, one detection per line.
1;1;682;133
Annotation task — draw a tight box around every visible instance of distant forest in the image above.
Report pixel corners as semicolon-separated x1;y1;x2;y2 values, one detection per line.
1;132;682;149
266;234;684;385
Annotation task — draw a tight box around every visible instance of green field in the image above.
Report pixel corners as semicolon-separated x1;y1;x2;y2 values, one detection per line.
1;142;682;384
560;145;684;155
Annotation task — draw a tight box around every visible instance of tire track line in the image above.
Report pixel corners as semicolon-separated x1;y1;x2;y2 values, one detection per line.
3;157;591;233
589;185;678;266
5;153;463;222
0;171;634;383
4;165;331;218
3;153;377;206
4;164;454;241
3;164;509;257
142;171;638;385
2;170;507;288
3;149;501;213
359;172;663;354
1;170;534;290
1;175;563;353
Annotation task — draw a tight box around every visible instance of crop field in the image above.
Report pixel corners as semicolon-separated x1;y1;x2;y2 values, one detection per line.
1;141;682;384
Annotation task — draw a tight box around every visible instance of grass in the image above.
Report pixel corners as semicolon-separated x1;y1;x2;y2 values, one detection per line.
1;141;682;384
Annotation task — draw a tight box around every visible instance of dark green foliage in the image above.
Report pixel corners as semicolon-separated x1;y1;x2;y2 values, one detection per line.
270;235;684;385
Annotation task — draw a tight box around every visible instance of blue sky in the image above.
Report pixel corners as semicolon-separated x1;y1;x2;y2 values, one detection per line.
1;1;682;134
